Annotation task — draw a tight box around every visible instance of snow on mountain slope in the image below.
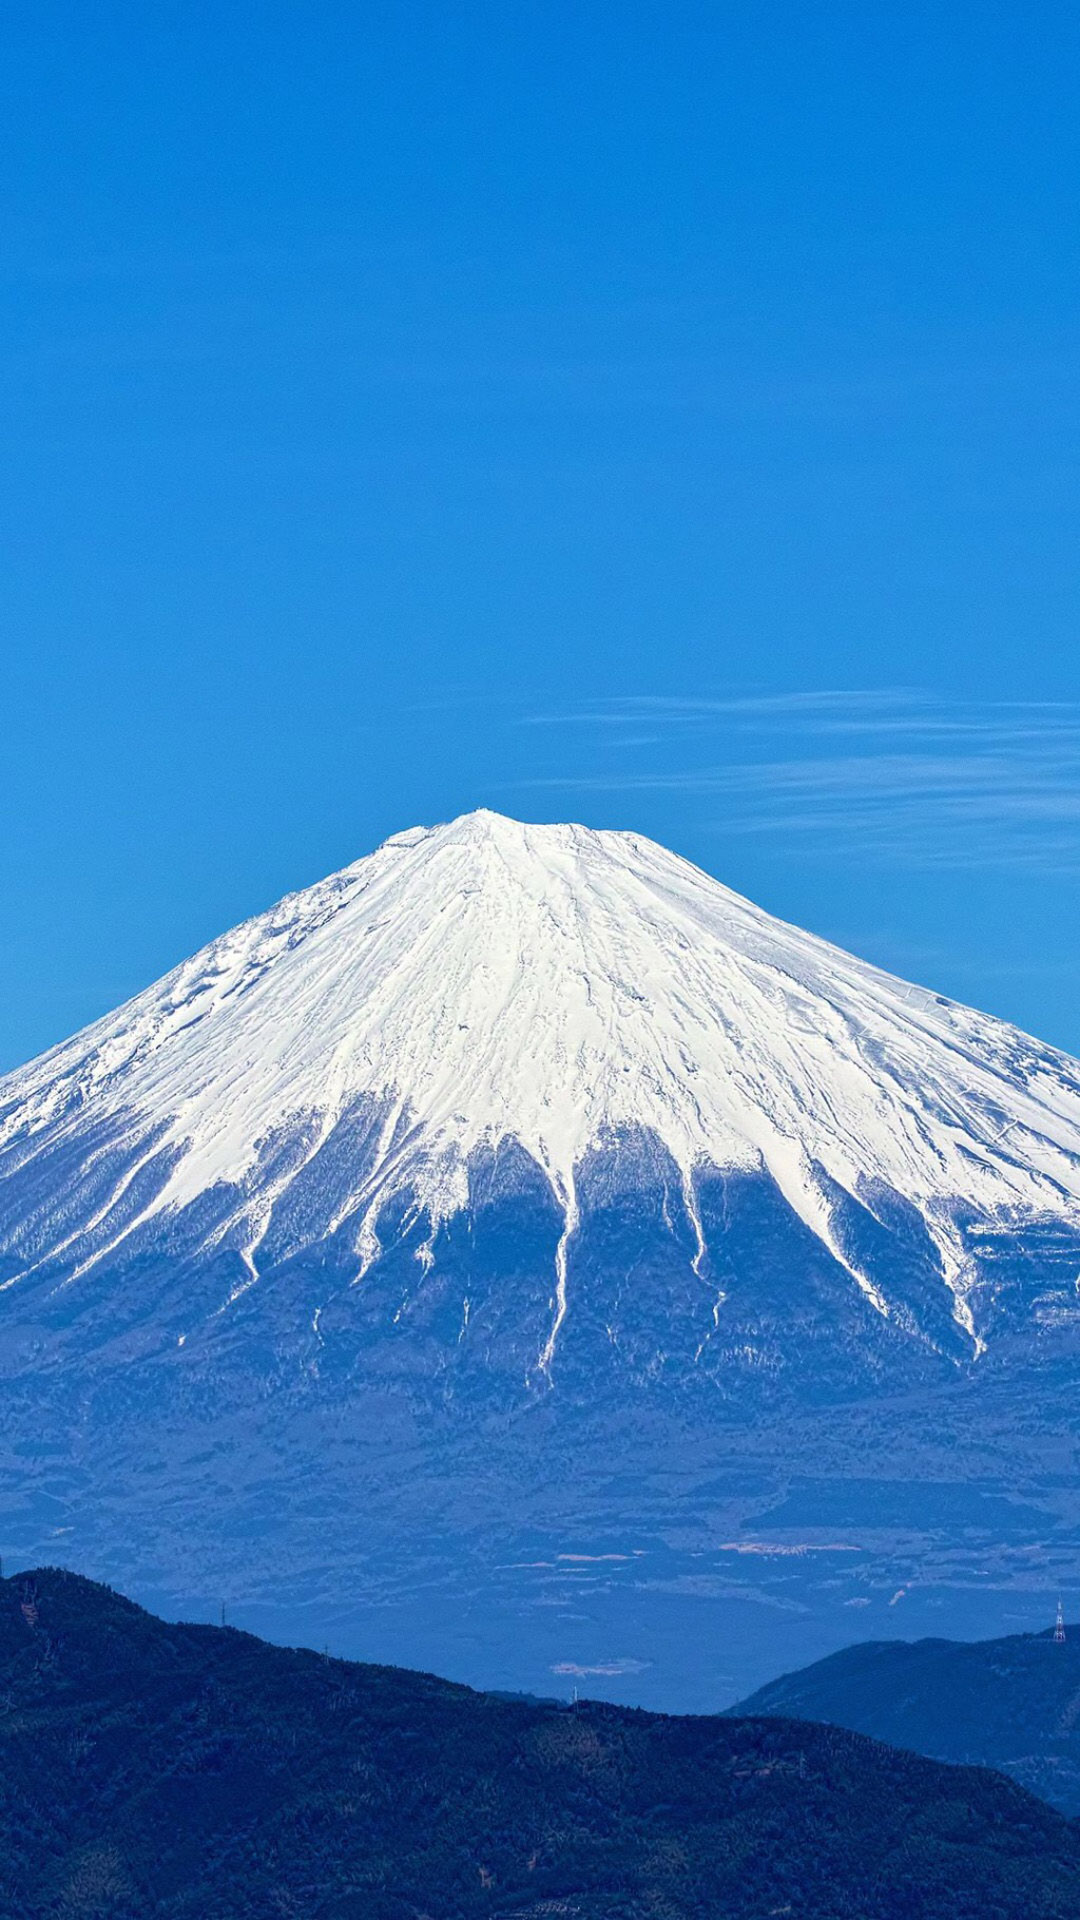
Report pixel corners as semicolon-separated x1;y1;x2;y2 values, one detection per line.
3;808;1080;1363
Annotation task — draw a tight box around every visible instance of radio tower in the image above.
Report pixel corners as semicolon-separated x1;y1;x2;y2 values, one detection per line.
1055;1599;1066;1644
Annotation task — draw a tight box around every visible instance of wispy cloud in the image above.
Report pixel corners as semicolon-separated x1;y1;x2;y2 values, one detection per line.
523;689;917;728
517;691;1080;872
551;1658;651;1677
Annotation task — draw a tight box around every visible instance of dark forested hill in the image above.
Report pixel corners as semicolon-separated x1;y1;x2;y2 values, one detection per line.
735;1627;1080;1816
2;1569;1080;1920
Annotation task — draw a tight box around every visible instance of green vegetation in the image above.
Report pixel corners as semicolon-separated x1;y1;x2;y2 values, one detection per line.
1;1569;1079;1918
734;1627;1080;1815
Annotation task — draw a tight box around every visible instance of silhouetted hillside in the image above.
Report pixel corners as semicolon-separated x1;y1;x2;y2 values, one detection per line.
735;1626;1080;1815
2;1568;1080;1919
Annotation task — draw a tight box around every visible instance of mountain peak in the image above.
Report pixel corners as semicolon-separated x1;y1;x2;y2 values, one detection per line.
383;806;641;864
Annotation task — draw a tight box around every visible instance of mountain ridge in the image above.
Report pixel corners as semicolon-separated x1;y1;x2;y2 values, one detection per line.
3;1564;1080;1920
733;1622;1080;1815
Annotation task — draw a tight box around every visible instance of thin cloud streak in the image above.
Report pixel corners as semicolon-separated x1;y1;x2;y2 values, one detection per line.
528;691;1080;736
516;692;1080;873
523;688;923;726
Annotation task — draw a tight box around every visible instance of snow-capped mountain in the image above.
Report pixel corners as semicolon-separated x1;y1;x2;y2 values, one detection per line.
3;808;1080;1366
3;810;1080;1706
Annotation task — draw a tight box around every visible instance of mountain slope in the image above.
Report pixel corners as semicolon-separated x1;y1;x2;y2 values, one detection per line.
3;808;1080;1370
3;1566;1080;1920
4;811;1080;1705
734;1625;1080;1815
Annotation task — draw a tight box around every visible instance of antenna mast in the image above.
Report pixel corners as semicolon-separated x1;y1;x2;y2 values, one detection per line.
1055;1599;1066;1644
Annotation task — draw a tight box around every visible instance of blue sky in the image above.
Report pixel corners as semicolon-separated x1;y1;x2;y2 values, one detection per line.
3;3;1080;1069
